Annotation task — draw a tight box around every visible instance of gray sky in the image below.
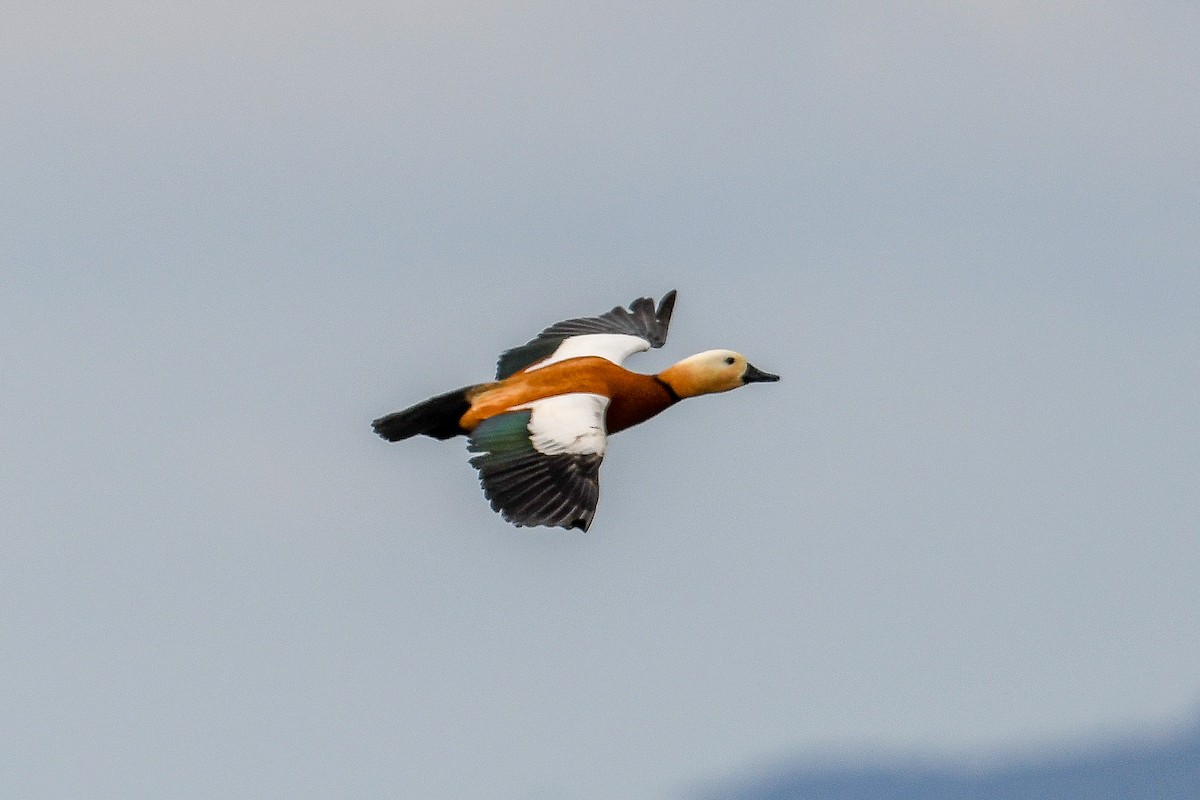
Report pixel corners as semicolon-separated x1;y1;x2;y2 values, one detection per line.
2;3;1198;798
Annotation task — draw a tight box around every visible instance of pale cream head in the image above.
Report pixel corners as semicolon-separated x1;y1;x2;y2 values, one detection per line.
658;349;780;398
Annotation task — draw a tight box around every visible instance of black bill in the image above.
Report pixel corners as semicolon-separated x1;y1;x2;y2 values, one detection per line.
742;363;780;384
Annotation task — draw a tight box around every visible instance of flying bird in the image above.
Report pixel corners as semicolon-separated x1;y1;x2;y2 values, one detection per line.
372;290;778;531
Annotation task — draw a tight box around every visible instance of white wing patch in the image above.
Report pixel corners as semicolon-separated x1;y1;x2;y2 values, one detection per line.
512;393;610;456
523;333;650;372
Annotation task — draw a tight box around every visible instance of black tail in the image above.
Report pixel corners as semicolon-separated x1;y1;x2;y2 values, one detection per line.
372;386;474;442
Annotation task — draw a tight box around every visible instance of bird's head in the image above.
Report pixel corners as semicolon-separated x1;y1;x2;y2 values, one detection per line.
659;349;780;398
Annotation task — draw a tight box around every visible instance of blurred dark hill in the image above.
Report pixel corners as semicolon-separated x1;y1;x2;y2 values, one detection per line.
705;719;1200;800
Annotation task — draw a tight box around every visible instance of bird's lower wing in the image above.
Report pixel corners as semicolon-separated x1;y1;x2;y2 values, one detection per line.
467;393;609;531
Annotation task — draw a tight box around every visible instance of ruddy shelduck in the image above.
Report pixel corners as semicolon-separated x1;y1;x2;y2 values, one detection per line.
372;290;778;531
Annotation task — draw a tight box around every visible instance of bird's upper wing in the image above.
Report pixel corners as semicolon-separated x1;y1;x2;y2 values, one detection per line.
468;393;609;531
495;290;676;379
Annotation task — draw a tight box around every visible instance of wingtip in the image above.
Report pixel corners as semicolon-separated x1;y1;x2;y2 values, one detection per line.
645;289;675;348
657;289;677;321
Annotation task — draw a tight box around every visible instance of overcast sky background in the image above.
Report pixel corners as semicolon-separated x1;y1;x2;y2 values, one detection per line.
2;3;1198;798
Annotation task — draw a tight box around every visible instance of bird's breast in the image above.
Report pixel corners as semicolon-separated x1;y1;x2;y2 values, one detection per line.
604;373;678;434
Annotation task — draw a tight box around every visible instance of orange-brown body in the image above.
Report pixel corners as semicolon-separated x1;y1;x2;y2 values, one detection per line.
459;357;678;434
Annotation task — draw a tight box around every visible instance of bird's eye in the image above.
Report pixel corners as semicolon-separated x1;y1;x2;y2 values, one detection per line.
724;356;736;365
